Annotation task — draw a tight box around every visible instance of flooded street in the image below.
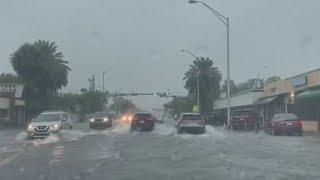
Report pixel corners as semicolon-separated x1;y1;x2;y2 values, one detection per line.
0;120;320;180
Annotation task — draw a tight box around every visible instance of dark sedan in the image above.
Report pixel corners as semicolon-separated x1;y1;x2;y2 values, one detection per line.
89;112;112;129
130;113;155;132
265;113;302;136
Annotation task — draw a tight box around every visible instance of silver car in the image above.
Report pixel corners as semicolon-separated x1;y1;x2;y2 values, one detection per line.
176;113;206;134
26;111;73;138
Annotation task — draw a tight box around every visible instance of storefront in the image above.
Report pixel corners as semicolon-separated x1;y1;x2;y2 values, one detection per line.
0;83;26;126
256;68;320;132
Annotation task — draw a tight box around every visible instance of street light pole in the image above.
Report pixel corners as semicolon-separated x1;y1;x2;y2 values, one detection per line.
180;50;200;110
102;68;112;93
188;0;231;128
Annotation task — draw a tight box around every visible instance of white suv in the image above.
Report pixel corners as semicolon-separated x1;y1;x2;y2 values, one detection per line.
176;113;206;134
26;111;73;138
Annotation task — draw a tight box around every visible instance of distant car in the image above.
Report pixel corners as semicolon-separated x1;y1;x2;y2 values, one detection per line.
90;112;112;129
176;113;206;134
231;109;255;130
265;113;302;136
26;111;72;138
121;113;133;125
130;113;155;132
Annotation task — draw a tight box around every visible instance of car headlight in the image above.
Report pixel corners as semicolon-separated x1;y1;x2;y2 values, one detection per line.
122;116;127;121
103;118;108;122
27;124;34;131
50;124;60;130
90;118;94;122
128;116;132;121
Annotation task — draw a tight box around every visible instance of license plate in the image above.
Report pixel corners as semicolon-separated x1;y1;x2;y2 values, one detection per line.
287;122;292;125
139;120;144;124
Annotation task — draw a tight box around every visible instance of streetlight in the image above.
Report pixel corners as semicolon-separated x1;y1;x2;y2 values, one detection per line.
118;88;123;115
102;68;112;93
188;0;231;128
180;49;200;111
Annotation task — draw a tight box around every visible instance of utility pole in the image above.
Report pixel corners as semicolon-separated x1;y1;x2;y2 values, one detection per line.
92;74;95;92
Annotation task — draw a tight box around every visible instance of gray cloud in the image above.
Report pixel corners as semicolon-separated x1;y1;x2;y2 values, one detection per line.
1;0;320;110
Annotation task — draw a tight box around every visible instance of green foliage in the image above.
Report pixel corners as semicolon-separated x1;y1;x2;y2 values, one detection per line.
183;57;222;113
221;79;238;94
109;97;137;114
10;40;71;114
163;96;195;116
0;73;22;83
78;91;107;115
266;76;281;84
236;78;264;92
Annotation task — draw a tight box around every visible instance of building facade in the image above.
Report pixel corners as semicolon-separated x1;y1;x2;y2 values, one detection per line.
255;68;320;132
0;83;26;126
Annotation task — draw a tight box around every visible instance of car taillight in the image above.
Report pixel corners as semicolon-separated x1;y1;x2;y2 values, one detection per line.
197;120;205;125
179;120;187;124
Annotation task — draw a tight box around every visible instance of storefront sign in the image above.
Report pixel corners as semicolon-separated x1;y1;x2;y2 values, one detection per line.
291;76;307;87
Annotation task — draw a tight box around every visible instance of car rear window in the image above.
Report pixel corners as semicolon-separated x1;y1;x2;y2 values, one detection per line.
182;115;202;120
135;114;152;119
272;114;298;122
94;112;108;117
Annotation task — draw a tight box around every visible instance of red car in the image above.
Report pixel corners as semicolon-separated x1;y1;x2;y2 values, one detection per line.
231;109;255;130
130;113;155;132
265;113;302;136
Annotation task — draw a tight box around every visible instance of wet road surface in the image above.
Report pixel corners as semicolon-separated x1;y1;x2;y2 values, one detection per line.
0;120;320;180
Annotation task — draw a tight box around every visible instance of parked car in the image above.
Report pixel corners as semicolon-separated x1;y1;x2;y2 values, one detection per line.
231;109;256;130
176;113;206;134
90;112;112;129
26;111;72;138
265;113;302;136
130;112;155;132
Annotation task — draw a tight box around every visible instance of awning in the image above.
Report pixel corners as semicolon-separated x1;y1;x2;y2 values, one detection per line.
15;99;25;106
0;98;9;109
253;96;278;105
296;87;320;100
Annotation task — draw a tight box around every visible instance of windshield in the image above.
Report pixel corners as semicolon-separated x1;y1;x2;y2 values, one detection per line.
135;114;152;119
94;112;108;117
182;115;202;120
33;114;61;122
272;114;298;122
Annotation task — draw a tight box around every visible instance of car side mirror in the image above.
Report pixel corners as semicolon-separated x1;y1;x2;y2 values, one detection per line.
62;118;67;122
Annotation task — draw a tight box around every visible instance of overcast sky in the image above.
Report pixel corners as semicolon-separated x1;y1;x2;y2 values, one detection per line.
1;0;320;110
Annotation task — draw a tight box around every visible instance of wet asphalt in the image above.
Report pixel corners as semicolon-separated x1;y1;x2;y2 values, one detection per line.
0;120;320;180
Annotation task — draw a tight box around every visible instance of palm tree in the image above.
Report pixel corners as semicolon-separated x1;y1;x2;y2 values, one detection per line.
184;57;222;113
11;40;71;113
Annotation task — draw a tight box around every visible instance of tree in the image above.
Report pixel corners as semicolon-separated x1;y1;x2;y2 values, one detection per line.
266;76;281;84
10;40;71;114
221;79;238;94
0;73;22;83
184;57;222;113
237;78;264;92
109;97;137;114
163;96;194;116
78;91;106;115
